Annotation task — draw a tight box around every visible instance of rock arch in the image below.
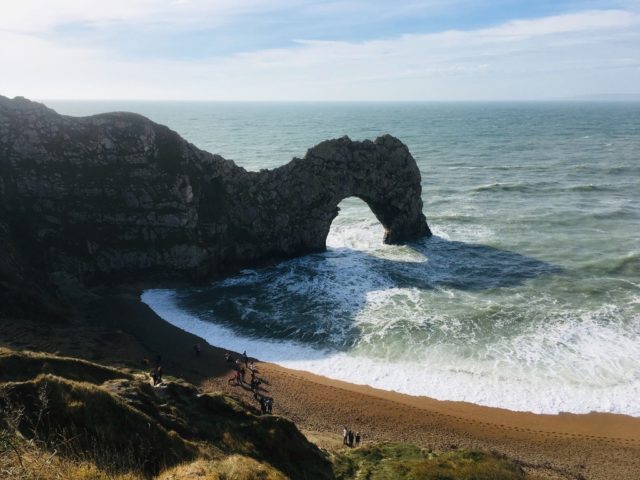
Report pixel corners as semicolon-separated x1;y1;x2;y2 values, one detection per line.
0;96;431;287
226;135;431;263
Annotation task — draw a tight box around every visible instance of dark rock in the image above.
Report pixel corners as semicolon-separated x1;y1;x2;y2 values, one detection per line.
0;95;431;296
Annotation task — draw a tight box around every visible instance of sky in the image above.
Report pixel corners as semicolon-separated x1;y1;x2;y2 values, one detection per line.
1;0;639;100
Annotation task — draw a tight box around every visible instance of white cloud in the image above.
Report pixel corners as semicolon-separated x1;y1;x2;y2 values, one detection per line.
0;8;639;100
0;0;294;32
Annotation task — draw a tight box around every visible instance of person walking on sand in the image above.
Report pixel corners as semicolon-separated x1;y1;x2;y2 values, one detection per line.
355;432;361;447
228;369;241;385
348;430;354;447
342;427;348;445
152;366;163;386
242;350;249;367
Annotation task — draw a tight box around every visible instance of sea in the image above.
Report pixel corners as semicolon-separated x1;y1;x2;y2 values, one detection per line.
49;101;640;416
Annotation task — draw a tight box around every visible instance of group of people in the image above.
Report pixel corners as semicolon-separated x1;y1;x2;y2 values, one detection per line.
342;427;361;448
226;350;275;416
147;347;363;443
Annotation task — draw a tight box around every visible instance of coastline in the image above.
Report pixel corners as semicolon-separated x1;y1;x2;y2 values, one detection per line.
140;287;640;418
82;290;640;480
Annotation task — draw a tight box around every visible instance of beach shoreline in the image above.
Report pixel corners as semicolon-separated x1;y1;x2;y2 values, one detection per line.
3;288;639;479
81;290;640;479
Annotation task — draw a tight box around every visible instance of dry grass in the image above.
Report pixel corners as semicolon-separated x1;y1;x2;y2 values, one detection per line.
1;348;529;480
0;373;197;475
158;456;288;480
0;431;142;480
0;349;332;479
0;347;132;384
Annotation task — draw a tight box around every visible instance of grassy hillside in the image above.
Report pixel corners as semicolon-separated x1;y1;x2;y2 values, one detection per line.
0;348;332;479
0;349;525;479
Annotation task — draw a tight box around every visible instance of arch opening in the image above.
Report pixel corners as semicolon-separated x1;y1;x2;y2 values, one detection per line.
326;197;386;252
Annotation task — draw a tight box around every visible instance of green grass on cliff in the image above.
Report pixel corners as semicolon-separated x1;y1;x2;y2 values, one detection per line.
333;443;525;480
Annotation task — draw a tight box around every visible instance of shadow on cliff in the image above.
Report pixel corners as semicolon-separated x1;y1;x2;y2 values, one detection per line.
158;235;563;363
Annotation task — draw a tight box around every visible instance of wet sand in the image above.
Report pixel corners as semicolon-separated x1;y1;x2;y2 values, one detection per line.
4;290;639;479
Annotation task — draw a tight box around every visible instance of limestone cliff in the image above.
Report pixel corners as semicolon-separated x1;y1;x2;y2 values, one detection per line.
0;96;430;294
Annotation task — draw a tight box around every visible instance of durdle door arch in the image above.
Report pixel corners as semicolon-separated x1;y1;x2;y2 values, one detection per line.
0;96;431;290
220;135;432;260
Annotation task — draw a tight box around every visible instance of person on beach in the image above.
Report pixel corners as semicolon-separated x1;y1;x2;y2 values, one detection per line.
228;370;241;385
242;350;248;367
193;343;201;357
342;427;348;445
266;397;273;414
152;366;163;386
355;432;361;447
252;378;263;400
348;430;354;447
259;396;267;414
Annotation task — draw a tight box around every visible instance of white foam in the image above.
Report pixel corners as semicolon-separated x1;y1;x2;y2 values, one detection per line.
142;288;640;416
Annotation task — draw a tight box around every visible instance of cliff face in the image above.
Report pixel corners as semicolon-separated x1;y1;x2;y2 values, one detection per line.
0;96;430;292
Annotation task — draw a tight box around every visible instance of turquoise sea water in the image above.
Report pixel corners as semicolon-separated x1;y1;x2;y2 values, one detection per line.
50;101;640;415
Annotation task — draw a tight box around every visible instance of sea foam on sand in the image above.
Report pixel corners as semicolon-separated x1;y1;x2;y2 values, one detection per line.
141;288;640;417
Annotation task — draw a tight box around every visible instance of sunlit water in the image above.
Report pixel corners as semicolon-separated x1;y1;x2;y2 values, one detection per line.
51;101;640;415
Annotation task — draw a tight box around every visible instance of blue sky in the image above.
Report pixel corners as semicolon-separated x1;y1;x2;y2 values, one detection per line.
1;0;639;100
46;1;603;58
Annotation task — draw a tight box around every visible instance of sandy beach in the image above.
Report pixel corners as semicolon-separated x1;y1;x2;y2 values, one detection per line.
63;293;640;480
4;289;636;479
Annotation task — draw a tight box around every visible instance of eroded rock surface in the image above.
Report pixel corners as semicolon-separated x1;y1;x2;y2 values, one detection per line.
0;96;430;292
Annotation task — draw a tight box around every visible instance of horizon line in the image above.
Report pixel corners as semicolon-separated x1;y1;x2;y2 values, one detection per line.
31;97;640;103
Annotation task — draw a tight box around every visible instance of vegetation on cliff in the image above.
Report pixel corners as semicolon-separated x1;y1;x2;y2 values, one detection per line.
0;349;525;479
0;348;332;479
333;443;524;480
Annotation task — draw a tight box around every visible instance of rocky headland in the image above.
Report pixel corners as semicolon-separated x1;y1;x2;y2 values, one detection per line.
0;96;430;309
